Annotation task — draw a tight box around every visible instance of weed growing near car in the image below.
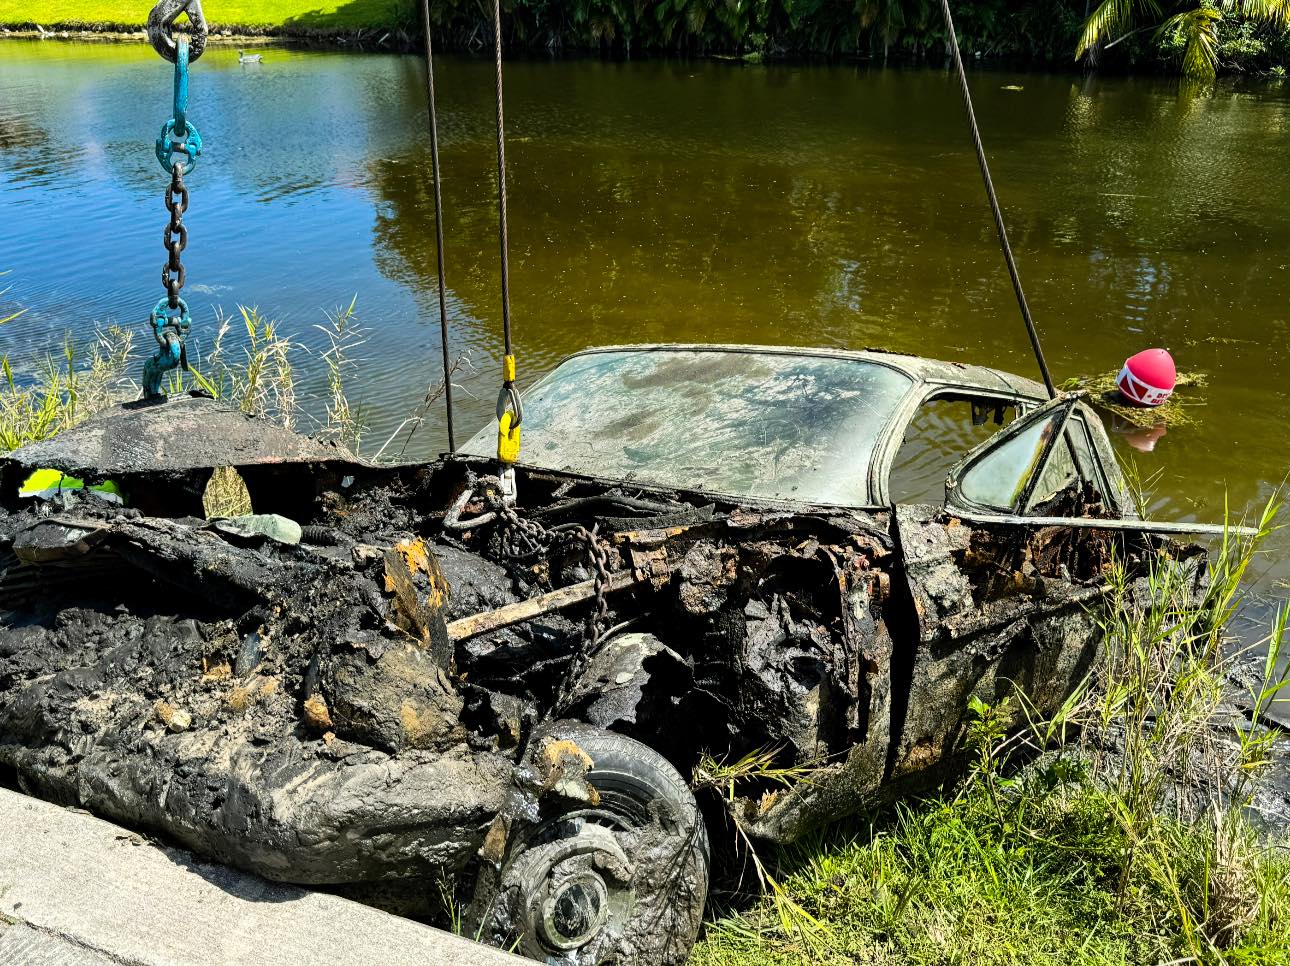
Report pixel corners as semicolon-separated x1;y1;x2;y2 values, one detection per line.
0;298;460;459
0;324;134;452
692;507;1290;966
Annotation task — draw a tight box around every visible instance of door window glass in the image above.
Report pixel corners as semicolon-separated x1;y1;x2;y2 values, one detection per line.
1067;416;1109;503
888;397;1017;505
1026;434;1079;512
957;414;1058;511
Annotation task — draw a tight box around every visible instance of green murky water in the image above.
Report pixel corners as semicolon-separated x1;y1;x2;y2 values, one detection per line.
1;40;1288;613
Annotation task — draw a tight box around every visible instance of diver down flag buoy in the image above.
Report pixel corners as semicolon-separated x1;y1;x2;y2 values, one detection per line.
1117;348;1176;407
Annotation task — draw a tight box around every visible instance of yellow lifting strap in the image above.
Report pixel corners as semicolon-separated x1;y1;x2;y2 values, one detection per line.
496;353;521;464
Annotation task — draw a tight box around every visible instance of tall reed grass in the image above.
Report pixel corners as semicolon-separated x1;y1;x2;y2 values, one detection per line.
1;299;464;459
694;511;1290;965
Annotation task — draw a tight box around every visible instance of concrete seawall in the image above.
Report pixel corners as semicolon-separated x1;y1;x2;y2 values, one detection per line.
0;787;523;966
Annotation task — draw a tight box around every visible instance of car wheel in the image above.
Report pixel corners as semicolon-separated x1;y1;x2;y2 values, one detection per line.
478;724;709;965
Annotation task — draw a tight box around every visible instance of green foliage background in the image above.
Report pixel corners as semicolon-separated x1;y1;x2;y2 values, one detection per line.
4;0;1290;72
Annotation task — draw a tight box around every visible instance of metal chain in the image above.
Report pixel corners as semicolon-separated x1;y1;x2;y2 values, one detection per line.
551;524;613;713
443;477;613;650
163;162;189;310
147;0;207;63
143;1;206;400
576;525;611;648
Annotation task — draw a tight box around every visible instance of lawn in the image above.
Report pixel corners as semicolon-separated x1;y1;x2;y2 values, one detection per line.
0;0;413;30
690;781;1290;966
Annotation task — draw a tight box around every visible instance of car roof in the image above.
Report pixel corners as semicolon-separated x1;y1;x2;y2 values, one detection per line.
457;343;1056;511
571;343;1048;402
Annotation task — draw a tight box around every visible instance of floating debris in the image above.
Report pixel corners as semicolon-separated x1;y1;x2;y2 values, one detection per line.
1062;369;1208;429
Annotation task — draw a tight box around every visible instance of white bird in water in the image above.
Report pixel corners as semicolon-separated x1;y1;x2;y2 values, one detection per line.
238;50;263;64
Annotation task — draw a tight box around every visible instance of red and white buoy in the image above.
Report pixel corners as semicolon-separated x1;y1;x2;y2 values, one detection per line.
1117;348;1176;407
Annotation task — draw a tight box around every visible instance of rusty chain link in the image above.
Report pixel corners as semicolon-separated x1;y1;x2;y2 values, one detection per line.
443;476;613;658
163;163;189;310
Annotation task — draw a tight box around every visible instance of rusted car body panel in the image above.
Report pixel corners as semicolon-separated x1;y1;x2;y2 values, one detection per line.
0;344;1212;962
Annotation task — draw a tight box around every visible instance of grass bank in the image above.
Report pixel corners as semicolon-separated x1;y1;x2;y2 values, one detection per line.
692;784;1290;965
0;0;411;32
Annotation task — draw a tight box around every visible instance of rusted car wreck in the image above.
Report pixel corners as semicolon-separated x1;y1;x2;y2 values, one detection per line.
0;345;1211;964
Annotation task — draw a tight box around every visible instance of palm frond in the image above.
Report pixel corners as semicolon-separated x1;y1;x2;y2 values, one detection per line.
1078;0;1163;58
1161;7;1222;78
1078;0;1130;57
1230;0;1290;28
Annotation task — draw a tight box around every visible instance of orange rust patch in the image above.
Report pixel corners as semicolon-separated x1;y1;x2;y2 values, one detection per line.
302;694;333;731
201;660;232;683
383;539;451;649
387;538;448;609
479;814;510;865
544;738;594;772
539;738;601;806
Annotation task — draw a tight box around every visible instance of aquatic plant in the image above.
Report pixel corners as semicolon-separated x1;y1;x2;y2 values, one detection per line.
0;299;467;463
315;296;368;452
0;325;134;453
184;305;299;430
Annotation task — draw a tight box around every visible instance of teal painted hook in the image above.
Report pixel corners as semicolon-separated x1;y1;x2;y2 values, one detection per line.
155;41;201;173
143;295;192;400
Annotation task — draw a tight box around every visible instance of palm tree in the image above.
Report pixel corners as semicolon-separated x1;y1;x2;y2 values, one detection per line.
1078;0;1290;77
855;0;935;61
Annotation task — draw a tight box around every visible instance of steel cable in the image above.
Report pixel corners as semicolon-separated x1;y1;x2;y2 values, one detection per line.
491;0;513;360
420;0;457;450
938;0;1056;398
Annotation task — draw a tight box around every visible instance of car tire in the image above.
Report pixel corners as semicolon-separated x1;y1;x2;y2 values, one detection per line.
478;723;709;965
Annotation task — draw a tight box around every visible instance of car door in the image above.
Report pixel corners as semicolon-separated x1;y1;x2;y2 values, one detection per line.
886;394;1176;784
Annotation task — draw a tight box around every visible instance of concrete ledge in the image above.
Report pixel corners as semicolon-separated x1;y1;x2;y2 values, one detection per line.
0;788;523;966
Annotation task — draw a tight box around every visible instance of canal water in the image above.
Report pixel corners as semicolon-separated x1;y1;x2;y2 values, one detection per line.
1;40;1288;626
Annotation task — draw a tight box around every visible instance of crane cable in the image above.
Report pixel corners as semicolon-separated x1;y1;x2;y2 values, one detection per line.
419;0;456;451
938;0;1056;399
491;0;523;470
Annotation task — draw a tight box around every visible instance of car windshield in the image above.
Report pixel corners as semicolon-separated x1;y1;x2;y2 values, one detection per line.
462;349;914;506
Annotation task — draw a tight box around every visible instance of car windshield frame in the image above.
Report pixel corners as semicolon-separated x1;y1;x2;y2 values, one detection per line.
460;346;918;508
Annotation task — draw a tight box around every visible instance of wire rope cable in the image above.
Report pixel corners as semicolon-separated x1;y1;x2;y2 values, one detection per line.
938;0;1056;398
420;0;456;450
